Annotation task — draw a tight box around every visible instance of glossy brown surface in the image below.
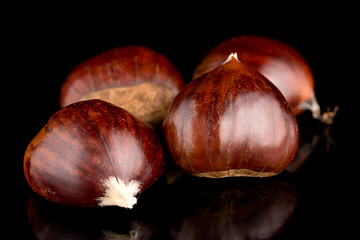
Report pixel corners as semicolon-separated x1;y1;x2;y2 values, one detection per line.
193;36;315;115
60;45;185;126
24;100;164;207
163;56;299;177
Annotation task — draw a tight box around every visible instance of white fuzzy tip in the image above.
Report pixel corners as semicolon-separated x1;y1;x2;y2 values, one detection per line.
97;176;141;209
223;52;240;64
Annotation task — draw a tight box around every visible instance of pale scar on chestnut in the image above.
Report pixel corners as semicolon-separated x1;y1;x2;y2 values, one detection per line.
192;169;278;178
80;82;175;127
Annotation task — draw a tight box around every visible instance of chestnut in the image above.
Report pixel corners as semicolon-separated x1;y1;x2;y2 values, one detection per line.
163;53;299;178
193;35;336;124
24;99;164;208
60;45;185;127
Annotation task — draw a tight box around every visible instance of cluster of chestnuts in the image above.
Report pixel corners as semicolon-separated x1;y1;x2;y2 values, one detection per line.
24;36;336;209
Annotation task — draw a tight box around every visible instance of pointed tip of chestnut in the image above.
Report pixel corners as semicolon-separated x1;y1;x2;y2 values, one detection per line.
222;52;240;64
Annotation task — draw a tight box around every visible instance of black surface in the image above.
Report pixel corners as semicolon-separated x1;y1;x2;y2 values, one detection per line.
7;5;357;239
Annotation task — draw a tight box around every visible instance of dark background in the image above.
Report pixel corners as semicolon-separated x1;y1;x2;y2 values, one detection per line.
6;4;357;239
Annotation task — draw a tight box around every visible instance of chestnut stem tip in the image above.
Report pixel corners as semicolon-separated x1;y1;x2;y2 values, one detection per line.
298;96;339;125
222;52;240;64
97;177;140;209
320;106;339;125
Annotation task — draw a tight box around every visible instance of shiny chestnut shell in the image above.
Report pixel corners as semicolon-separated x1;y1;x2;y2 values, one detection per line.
60;45;185;127
24;99;164;208
193;35;314;115
163;54;299;178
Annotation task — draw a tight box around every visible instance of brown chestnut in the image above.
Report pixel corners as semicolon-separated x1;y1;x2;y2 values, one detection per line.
24;99;164;208
193;35;336;124
60;45;185;127
163;53;299;178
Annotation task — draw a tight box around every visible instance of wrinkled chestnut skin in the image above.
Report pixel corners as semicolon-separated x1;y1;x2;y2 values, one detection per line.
24;100;164;207
163;56;299;178
193;35;314;115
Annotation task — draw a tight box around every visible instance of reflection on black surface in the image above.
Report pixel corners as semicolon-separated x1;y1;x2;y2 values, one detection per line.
27;176;170;240
167;176;298;240
287;133;320;174
286;113;336;174
27;173;298;240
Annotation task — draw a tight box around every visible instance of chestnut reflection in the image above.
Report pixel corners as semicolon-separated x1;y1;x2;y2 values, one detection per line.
286;114;335;174
168;176;298;240
26;176;169;240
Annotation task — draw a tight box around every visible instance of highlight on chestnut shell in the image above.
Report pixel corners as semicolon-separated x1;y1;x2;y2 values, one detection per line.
193;35;337;124
163;53;299;178
24;99;165;208
60;45;185;127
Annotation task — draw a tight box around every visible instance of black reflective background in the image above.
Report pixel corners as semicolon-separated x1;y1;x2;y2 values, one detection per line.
8;5;356;239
